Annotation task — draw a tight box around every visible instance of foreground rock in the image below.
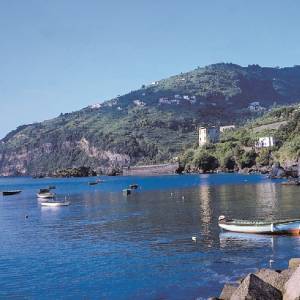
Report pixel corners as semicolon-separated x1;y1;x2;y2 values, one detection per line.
230;274;282;300
219;284;237;299
255;268;288;292
284;265;300;300
213;258;300;300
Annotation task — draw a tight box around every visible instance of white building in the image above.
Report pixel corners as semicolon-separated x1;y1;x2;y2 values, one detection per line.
199;127;220;146
256;137;275;148
220;125;235;132
249;101;264;111
133;100;146;107
90;103;102;109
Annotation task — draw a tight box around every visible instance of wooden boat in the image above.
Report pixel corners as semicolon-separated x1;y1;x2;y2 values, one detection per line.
123;189;131;196
37;192;55;199
218;215;300;235
129;184;139;190
2;190;22;196
41;201;70;207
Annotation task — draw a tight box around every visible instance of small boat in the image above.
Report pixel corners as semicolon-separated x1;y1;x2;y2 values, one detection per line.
37;192;55;199
129;184;138;190
281;180;300;186
123;189;131;196
41;201;70;207
2;190;22;196
88;181;99;186
48;185;56;190
218;215;300;235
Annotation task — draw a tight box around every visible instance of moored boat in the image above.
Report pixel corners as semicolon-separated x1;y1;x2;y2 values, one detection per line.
129;184;138;190
218;215;300;235
41;201;70;207
281;180;300;186
2;190;22;196
88;181;98;186
37;192;55;199
123;189;131;196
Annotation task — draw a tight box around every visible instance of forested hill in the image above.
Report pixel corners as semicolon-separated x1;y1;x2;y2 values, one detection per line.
1;63;300;176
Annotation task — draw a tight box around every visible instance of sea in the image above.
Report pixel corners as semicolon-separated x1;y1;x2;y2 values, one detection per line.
0;173;299;299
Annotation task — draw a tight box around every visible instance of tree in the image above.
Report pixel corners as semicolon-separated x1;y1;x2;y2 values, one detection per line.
193;150;218;172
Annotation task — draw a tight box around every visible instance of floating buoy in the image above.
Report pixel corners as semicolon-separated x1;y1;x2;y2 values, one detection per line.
192;236;197;242
25;215;29;219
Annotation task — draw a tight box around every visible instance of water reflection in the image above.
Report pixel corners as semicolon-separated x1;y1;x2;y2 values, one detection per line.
219;232;274;250
254;183;278;218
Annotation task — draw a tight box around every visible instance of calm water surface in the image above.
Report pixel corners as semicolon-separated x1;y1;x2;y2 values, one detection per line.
0;174;300;299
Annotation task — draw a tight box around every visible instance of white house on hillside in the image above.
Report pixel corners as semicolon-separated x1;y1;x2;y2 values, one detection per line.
220;125;235;132
249;101;265;112
256;137;275;148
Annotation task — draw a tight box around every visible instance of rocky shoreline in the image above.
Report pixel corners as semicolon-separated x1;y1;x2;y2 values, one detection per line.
209;258;300;300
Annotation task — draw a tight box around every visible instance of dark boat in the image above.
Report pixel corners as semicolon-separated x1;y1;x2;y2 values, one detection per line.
88;182;98;186
48;185;56;190
123;189;131;196
129;184;139;190
2;190;22;196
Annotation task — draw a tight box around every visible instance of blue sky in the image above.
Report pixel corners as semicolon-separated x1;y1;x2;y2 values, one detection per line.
0;0;300;138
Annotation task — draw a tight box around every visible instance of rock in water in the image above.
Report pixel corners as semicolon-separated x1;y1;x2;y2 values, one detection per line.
230;273;282;300
284;266;300;300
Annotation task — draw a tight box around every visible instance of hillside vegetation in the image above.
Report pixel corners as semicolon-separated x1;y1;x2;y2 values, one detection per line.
1;63;300;176
181;104;300;172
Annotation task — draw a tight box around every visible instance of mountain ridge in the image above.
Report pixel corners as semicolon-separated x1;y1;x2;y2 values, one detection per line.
1;63;300;176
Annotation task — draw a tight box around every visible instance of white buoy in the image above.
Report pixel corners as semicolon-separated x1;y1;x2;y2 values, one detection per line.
192;236;197;242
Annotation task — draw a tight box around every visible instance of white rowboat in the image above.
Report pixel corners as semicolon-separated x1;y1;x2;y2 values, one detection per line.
218;215;300;235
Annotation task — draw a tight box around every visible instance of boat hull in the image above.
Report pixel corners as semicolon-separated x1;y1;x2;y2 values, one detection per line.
37;193;55;199
41;201;70;207
2;190;22;196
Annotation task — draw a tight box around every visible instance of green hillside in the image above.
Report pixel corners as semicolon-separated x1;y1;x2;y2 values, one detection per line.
1;63;300;176
181;104;300;172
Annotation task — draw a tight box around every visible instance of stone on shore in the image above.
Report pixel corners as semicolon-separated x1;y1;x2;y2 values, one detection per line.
284;266;300;300
230;273;282;300
219;284;237;299
288;258;300;270
255;268;288;292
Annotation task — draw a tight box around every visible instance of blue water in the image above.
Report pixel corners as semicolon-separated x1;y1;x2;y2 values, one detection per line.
0;173;299;299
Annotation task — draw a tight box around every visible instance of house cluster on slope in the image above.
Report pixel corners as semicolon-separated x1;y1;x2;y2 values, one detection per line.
199;126;275;148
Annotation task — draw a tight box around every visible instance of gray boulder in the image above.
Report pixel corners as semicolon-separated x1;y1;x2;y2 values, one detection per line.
219;284;237;299
255;268;288;292
230;273;282;300
284;266;300;300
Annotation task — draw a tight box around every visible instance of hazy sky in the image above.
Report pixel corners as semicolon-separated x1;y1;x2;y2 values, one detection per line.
0;0;300;138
